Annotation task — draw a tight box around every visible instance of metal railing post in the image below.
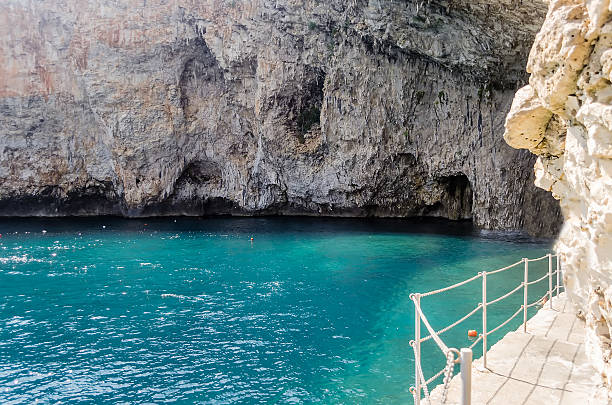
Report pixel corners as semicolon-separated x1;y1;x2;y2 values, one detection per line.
481;272;487;369
556;255;560;297
460;348;472;405
523;258;528;333
414;293;421;405
548;254;553;309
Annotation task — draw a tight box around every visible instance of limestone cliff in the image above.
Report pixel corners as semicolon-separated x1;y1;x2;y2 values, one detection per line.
505;0;612;390
0;0;560;235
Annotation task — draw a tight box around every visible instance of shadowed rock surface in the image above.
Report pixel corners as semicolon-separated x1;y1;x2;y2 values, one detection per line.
0;0;561;236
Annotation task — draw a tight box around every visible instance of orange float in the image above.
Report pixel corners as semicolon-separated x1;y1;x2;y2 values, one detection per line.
468;329;478;338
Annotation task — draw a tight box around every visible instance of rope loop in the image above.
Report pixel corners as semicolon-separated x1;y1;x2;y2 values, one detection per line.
447;347;461;364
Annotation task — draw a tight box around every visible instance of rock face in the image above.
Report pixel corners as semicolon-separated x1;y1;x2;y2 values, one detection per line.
0;0;560;235
505;0;612;388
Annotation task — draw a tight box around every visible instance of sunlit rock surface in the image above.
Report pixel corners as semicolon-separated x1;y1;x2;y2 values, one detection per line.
505;0;612;390
0;0;560;235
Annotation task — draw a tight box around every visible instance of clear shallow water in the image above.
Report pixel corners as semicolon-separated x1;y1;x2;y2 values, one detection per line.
0;217;552;404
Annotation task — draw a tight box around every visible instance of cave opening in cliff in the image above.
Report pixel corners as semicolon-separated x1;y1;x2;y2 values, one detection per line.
437;174;473;221
295;67;325;141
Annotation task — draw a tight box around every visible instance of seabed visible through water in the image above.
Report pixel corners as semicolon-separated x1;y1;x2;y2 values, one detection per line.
0;217;553;403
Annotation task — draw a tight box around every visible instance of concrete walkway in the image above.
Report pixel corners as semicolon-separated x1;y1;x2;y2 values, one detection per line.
429;293;609;404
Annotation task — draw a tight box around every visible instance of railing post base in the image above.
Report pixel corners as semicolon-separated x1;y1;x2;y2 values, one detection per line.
461;348;472;405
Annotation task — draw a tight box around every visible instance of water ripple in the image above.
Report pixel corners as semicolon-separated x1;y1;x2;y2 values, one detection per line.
0;217;551;403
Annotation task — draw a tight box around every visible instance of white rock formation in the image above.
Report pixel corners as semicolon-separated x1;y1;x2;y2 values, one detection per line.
505;0;612;389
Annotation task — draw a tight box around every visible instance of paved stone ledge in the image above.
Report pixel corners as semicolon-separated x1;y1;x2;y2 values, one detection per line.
428;293;610;404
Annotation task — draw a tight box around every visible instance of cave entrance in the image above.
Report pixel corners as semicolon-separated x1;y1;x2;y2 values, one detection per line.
439;174;473;220
294;67;325;142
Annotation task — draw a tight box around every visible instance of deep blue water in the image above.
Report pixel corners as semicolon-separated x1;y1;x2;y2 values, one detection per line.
0;217;552;404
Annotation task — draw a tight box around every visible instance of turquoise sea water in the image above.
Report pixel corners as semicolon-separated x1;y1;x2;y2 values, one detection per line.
0;217;552;404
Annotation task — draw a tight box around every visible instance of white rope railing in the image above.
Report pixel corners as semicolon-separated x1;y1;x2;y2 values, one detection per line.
412;294;450;353
419;304;482;343
526;254;553;262
487;283;523;306
486;259;524;275
410;340;433;405
425;364;448;385
420;273;482;297
526;292;549;308
486;307;523;336
468;334;483;349
411;253;564;405
526;272;550;286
